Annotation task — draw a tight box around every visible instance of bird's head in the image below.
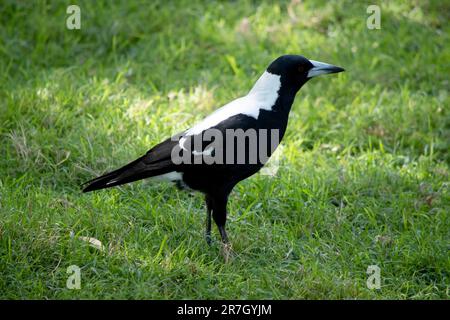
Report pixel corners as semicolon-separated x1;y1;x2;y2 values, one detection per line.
267;55;344;90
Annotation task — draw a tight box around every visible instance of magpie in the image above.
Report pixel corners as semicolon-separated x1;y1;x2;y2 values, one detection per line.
83;55;344;247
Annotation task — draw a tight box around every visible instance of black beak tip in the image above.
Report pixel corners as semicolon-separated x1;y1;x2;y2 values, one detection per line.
334;66;345;73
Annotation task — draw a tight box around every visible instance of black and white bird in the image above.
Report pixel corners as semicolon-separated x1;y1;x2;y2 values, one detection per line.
83;55;344;247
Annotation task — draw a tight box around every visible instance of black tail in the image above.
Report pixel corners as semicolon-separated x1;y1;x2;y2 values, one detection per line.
82;156;173;192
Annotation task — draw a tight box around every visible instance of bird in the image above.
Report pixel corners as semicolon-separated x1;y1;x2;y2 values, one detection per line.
82;54;344;249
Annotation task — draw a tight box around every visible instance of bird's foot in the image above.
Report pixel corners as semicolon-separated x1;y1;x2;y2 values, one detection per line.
205;233;212;246
220;242;234;263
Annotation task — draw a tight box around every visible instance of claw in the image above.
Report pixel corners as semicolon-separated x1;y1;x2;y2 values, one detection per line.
205;233;212;246
221;242;234;263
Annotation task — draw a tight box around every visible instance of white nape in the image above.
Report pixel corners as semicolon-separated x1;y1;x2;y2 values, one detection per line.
185;71;281;136
179;71;281;150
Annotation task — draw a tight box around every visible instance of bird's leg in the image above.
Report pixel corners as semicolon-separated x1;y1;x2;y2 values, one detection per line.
211;195;228;244
218;225;229;244
205;195;212;246
211;194;234;262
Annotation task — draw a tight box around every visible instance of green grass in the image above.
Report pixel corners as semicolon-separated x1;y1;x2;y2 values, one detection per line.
0;0;449;299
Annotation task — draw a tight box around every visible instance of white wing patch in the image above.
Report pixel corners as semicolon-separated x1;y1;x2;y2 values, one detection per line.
151;171;183;182
178;71;281;151
192;146;214;156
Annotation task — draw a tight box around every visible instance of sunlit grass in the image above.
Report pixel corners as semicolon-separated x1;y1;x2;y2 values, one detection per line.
0;0;448;299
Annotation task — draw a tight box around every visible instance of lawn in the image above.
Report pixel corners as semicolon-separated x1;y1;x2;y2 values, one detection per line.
0;0;448;299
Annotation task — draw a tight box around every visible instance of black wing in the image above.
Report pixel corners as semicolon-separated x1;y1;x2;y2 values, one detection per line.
82;136;180;192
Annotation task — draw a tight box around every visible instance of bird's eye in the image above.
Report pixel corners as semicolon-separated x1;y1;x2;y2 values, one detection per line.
298;65;304;73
